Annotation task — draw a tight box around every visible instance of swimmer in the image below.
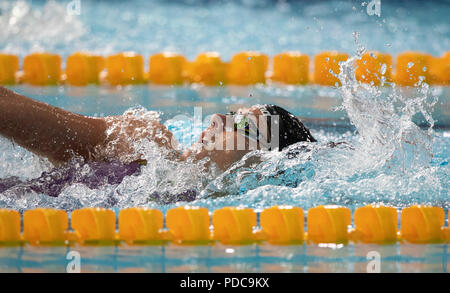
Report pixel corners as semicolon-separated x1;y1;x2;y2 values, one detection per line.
0;86;316;172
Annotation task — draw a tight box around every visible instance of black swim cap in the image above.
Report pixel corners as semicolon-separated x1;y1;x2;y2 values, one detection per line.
263;104;316;151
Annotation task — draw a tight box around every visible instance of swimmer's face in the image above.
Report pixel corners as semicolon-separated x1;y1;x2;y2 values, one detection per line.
185;105;270;170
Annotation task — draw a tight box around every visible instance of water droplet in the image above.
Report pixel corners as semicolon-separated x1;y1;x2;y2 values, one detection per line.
422;66;427;72
407;62;414;69
380;63;387;75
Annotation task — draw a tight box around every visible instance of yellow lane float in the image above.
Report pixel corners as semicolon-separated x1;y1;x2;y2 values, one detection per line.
23;208;68;245
395;51;433;86
0;54;19;85
65;52;104;86
185;52;226;85
1;206;449;246
227;51;268;85
149;53;187;85
350;205;398;244
355;51;393;85
4;51;450;87
307;205;351;244
71;208;116;245
0;209;21;245
271;52;309;85
106;52;145;85
400;205;445;244
119;207;164;244
166;206;211;244
429;51;450;85
23;53;61;85
260;206;304;245
313;51;349;86
212;207;256;245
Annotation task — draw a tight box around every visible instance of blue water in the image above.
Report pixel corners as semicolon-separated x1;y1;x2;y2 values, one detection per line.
0;244;448;273
1;0;449;60
1;85;448;212
0;0;449;273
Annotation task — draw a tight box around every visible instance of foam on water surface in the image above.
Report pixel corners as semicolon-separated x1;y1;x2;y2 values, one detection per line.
0;79;448;212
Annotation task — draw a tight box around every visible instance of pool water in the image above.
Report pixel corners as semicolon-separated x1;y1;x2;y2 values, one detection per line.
0;243;448;273
0;0;449;273
1;0;449;60
0;84;448;212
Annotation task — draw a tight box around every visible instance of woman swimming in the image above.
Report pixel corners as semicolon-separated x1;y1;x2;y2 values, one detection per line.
0;86;316;198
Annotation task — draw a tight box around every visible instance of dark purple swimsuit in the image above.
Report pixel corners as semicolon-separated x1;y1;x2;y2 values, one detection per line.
0;160;197;203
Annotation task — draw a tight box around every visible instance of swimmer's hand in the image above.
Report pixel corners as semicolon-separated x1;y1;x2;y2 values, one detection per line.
99;115;180;163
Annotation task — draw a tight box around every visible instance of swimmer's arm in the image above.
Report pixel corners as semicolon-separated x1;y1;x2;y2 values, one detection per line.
0;86;108;164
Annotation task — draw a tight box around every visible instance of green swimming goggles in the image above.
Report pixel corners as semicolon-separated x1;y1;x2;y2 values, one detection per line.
225;105;272;149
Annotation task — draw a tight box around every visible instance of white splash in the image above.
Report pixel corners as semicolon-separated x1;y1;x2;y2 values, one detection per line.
0;0;85;56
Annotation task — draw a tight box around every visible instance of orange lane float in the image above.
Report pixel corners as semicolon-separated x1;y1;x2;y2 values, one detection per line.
65;52;104;86
71;208;116;245
23;208;68;245
429;51;450;85
105;52;145;85
313;51;349;86
271;52;309;85
355;51;393;85
5;51;450;87
0;205;448;246
149;53;187;85
443;227;450;243
227;51;268;85
0;54;19;85
395;51;433;86
351;205;398;244
118;207;164;244
212;207;257;244
23;53;61;86
306;205;351;244
166;206;211;244
0;209;21;245
260;206;304;244
400;205;445;244
185;52;226;85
